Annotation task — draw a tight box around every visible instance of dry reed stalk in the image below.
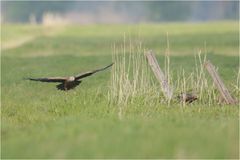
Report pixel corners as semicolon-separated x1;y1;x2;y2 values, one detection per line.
165;32;171;105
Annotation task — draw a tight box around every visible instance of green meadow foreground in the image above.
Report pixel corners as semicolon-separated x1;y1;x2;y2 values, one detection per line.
1;22;239;158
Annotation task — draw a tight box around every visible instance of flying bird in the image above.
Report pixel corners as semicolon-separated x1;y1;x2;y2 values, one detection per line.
26;63;113;91
177;92;198;103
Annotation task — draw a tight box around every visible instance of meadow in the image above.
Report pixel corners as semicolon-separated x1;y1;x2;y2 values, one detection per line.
1;21;239;159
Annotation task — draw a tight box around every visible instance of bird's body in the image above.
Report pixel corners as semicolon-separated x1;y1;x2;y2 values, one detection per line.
177;92;197;103
63;76;76;90
27;63;113;91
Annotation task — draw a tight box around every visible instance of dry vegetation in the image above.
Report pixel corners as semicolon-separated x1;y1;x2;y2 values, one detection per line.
109;35;239;115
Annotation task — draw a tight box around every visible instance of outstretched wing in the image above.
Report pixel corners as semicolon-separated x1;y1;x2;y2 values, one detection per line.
74;63;114;80
27;77;67;83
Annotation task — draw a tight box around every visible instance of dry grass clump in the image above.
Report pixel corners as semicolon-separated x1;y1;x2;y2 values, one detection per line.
108;36;160;108
108;35;238;114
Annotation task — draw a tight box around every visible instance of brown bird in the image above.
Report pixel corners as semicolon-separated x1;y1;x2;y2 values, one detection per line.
177;92;198;103
27;63;113;91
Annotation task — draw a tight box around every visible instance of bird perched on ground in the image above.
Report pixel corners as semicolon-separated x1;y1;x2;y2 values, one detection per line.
177;92;198;103
26;63;113;91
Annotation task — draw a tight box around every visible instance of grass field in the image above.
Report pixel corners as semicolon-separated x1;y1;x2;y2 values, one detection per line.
1;21;239;159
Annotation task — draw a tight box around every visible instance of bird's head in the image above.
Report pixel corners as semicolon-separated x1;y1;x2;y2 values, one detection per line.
68;76;75;81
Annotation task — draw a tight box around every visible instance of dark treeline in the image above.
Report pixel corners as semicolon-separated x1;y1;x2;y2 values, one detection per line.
1;1;239;23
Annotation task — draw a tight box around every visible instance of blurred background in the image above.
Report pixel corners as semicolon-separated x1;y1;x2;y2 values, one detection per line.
1;1;239;24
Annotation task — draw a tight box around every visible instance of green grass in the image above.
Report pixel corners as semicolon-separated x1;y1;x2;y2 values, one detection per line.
1;21;239;159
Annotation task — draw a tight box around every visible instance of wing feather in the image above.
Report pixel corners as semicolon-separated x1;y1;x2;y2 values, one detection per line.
27;77;67;83
74;63;113;80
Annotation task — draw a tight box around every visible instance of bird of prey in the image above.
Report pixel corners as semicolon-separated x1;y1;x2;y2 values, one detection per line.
177;92;198;103
26;63;113;91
